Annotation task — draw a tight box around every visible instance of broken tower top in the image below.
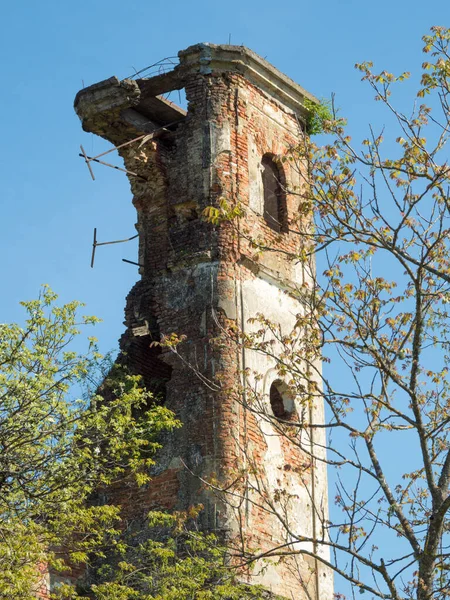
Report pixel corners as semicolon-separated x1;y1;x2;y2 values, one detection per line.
74;42;318;135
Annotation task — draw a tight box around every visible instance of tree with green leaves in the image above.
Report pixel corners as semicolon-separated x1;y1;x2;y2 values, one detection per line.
0;285;179;598
199;26;450;600
0;287;264;600
60;507;265;600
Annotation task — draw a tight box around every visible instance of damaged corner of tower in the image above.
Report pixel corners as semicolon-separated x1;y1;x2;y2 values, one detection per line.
74;65;187;141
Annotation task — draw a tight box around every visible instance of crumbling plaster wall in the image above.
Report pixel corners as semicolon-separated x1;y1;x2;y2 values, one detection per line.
206;74;331;598
74;49;332;599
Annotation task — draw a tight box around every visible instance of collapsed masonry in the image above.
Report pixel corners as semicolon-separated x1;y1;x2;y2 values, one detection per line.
74;43;333;599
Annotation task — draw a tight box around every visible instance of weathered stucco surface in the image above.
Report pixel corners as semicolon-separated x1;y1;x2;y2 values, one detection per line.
74;43;333;599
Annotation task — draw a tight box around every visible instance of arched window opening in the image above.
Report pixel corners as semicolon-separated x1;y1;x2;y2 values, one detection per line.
269;380;296;421
261;155;287;233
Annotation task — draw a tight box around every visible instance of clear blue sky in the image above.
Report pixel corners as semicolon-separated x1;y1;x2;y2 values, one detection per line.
1;0;448;352
1;2;449;595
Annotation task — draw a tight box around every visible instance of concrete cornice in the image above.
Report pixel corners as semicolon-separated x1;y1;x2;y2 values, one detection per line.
74;43;318;134
177;43;318;117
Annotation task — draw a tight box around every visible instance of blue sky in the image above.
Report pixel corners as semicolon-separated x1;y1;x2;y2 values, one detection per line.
1;1;450;596
1;0;448;352
1;0;447;348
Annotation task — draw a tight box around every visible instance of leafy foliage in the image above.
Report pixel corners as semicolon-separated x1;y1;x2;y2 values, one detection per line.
56;509;265;600
203;198;246;226
0;287;262;599
303;97;333;135
0;286;179;598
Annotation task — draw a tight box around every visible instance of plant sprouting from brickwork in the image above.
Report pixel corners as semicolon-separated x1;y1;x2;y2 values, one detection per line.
303;97;333;135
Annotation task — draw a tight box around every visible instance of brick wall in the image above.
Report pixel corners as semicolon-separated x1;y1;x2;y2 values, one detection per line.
74;45;333;599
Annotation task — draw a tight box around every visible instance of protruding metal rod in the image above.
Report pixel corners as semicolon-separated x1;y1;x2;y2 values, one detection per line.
79;120;183;181
122;258;144;268
87;132;152;161
90;227;97;268
90;228;139;268
80;145;95;180
78;154;148;180
96;234;139;247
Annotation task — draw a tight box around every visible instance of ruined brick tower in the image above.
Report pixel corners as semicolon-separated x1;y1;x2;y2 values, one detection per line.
75;44;332;599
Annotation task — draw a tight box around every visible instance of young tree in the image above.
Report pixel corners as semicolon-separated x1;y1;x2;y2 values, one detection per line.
0;286;179;598
66;507;265;600
200;26;450;600
0;287;263;600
